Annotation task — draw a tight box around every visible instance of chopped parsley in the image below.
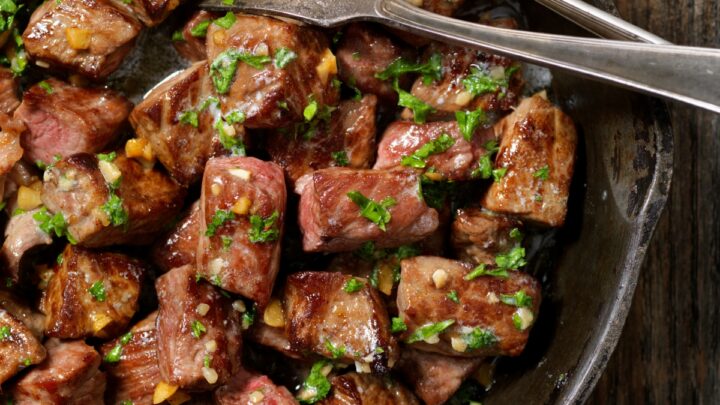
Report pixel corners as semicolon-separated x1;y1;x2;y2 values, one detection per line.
375;53;442;85
533;165;550;180
464;263;508;280
171;30;184;41
221;235;233;251
406;319;455;344
33;207;77;244
324;340;345;359
509;227;523;241
210;49;271;93
471;139;501;179
298;360;332;404
343;278;363;293
391;317;407;334
104;332;133;363
274;47;297;68
205;209;235;237
462;327;498;351
455;108;486;141
331;150;349;167
447;290;460;304
225;110;246;124
212;12;236;29
178;110;199;128
215;119;246;156
38;80;53;94
191;320;207;338
97;152;117;162
0;325;10;340
190;20;210;37
401;133;455;169
248;211;280;243
0;0;18;34
120;401;134;405
394;79;434;124
102;194;129;227
500;290;532;308
495;246;527;271
462;65;520;97
303;99;318;121
492;167;507;182
241;304;256;329
204;354;211;368
88;281;106;302
346;191;396;232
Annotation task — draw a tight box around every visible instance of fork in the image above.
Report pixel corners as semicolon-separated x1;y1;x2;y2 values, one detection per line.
199;0;720;114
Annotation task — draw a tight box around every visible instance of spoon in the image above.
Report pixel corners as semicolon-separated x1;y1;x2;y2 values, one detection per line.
200;0;720;114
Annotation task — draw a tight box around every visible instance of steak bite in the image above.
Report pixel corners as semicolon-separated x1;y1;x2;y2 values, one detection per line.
402;43;522;122
336;23;414;104
23;0;142;80
320;372;419;405
374;120;496;181
40;245;147;339
284;271;399;374
296;168;439;252
206;14;339;128
266;95;378;186
10;338;106;405
0;68;20;114
451;208;523;265
173;11;217;62
130;62;230;186
0;114;24;177
197;157;286;306
396;256;541;357
100;312;162;405
15;78;132;165
0;308;47;385
214;369;296;405
40;152;186;247
482;93;577;227
395;348;482;405
156;265;242;390
0;208;53;282
152;201;201;273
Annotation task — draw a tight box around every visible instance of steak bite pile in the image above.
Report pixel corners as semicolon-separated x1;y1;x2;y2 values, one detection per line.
0;5;579;404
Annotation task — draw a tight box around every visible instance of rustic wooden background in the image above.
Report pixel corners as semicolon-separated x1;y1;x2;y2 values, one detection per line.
588;0;720;403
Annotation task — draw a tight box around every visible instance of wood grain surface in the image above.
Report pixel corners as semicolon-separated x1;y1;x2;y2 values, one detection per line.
589;1;720;403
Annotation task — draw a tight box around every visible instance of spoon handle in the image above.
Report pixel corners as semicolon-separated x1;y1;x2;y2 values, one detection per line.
534;0;669;44
377;0;720;114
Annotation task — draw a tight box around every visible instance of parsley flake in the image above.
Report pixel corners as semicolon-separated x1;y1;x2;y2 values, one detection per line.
205;209;235;237
447;290;460;304
324;340;346;359
97;152;116;162
303;99;318;121
210;49;271;93
102;194;129;227
464;264;508;280
533;165;550;180
33;207;76;244
495;246;527;271
213;12;236;29
274;47;297;68
455;108;487;141
462;327;498;351
248;211;280;243
88;281;106;302
375;53;442;85
394;79;434;124
406;319;455;344
298;360;332;404
500;290;532;308
343;278;363;293
178;110;199;128
401;133;455;169
38;80;53;94
191;320;207;338
462;65;519;97
0;325;10;340
190;20;210;37
391;317;407;334
346;191;396;232
331;150;349;167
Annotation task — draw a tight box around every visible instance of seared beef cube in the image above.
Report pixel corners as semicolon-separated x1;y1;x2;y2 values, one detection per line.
16;78;132;165
197;157;286;306
248;322;302;360
421;0;465;16
0;68;19;114
100;312;161;405
284;271;398;373
319;373;419;405
266;95;377;186
23;0;142;80
130;62;229;186
336;23;414;104
403;43;522;121
451;208;522;265
397;256;541;357
296;168;439;252
156;265;242;390
110;0;180;27
0;308;46;385
206;14;339;128
482;93;577;227
11;338;106;405
1;208;52;282
152;201;200;273
41;245;146;339
395;349;482;405
173;11;217;62
374;120;496;180
41;153;186;247
214;369;296;405
0;114;24;176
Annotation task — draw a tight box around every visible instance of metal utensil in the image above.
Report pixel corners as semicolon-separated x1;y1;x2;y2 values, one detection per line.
534;0;669;44
200;0;720;114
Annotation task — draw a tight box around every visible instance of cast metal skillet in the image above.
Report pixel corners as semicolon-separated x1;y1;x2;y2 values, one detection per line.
112;0;673;402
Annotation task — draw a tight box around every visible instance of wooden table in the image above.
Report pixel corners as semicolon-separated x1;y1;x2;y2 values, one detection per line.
588;1;720;403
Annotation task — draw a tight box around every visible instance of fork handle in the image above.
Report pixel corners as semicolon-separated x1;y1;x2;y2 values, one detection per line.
376;0;720;114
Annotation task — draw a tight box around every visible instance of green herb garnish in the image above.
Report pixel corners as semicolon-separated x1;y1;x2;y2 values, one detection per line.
533;165;550;180
248;210;280;243
213;12;236;29
447;290;460;304
210;49;271;93
274;47;297;68
394;79;434;124
331;150;349;167
102;194;129;227
88;281;106;302
375;53;442;85
298;360;332;404
191;320;207;338
464;264;508;280
205;209;235;237
324;340;345;359
346;191;396;232
462;327;498;351
455;108;486;141
500;290;532;308
33;207;76;244
343;278;363;293
406;319;455;344
0;325;10;340
97;152;116;162
178;110;199;128
391;317;407;334
401;133;455;169
462;65;519;96
38;80;53;94
190;20;210;37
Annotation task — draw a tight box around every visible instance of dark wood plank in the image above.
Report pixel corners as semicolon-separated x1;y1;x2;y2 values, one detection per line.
590;0;720;403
